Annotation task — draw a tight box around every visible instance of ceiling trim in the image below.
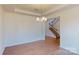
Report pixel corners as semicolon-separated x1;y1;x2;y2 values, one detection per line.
43;5;70;16
14;5;70;16
14;8;41;16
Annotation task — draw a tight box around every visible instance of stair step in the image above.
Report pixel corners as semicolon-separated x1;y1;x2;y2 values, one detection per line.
49;27;60;38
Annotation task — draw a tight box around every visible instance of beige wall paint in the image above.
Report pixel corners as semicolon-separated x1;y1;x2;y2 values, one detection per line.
0;6;4;55
47;5;79;54
4;11;45;47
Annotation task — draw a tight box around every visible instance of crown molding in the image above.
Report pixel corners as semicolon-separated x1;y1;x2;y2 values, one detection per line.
14;8;41;16
43;5;70;16
3;5;71;16
13;5;70;16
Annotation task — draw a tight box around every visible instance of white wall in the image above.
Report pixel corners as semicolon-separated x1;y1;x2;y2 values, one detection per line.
0;6;4;55
4;11;45;47
47;5;79;54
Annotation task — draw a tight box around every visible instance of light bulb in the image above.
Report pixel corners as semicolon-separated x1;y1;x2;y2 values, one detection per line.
44;17;47;21
41;17;45;21
36;17;40;21
42;17;45;20
42;17;47;21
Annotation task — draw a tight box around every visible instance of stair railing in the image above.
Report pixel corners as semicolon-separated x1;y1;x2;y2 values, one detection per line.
48;17;60;38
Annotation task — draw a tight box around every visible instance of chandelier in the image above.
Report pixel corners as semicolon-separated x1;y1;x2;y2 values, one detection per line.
36;5;47;22
36;16;47;22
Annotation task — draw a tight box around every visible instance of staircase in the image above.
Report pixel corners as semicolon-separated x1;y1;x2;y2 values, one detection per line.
49;26;60;38
49;17;60;38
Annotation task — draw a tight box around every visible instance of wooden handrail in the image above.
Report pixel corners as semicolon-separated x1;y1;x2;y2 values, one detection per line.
49;26;60;38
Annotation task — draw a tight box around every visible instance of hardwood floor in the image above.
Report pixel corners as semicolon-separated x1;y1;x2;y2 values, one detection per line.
3;36;77;55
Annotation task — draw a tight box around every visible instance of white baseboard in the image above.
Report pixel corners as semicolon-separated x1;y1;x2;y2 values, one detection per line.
0;48;5;55
60;46;79;54
5;37;45;47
